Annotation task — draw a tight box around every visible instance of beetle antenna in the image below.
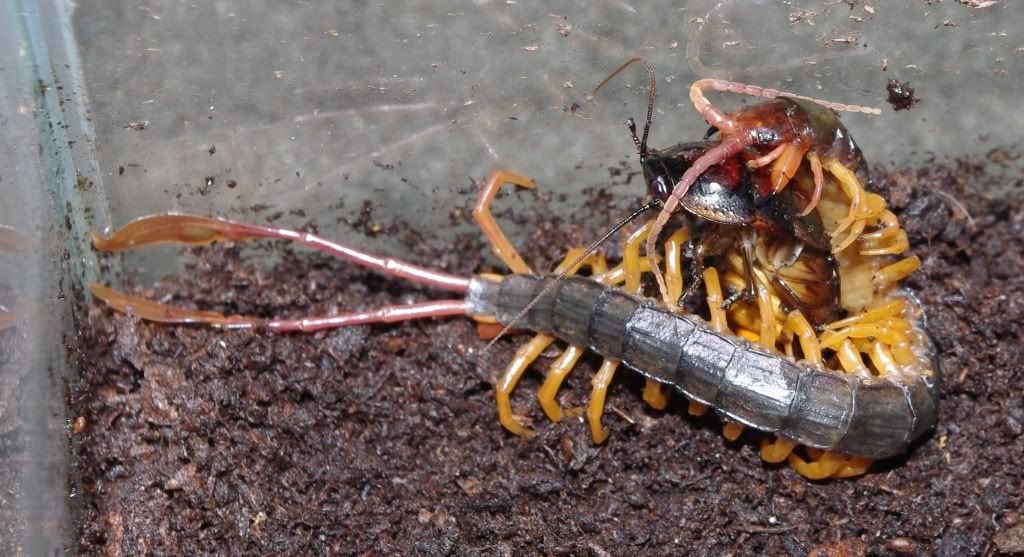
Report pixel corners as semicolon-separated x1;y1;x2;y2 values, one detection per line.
593;57;657;159
626;117;642;156
484;200;659;351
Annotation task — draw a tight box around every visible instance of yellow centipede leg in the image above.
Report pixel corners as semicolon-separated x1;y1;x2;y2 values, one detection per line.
760;437;797;463
496;333;555;437
622;221;653;295
703;267;743;438
787;449;845;480
825;159;875;253
836;339;871;377
861;229;910;256
873;256;921;289
587;359;620;444
782;310;822;366
538;345;586;422
537;249;607;421
687;267;723;417
722;422;744;442
642;380;669;411
472;170;536;274
665;227;690;307
866;341;900;377
620;221;672;411
754;277;777;351
820;323;907;352
641;227;690;411
833;456;872;478
703;268;728;334
825;300;908;330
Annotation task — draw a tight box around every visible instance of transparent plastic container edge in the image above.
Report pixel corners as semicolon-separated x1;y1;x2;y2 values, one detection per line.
1;0;111;554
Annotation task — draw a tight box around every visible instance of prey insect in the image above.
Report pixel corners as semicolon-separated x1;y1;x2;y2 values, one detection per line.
584;59;933;475
595;58;887;307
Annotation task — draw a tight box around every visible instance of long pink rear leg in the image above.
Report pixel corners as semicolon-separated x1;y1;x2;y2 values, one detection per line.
90;214;472;329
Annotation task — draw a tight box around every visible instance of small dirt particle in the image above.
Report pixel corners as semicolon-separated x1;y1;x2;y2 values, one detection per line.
887;79;920;111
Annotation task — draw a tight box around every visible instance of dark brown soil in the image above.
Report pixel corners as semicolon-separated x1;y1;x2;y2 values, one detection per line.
72;159;1024;556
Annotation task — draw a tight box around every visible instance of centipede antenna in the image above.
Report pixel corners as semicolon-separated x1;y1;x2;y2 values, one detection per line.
484;200;659;351
593;57;657;159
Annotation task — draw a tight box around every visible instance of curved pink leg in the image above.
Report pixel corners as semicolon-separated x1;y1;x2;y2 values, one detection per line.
92;214;471;293
88;283;468;331
746;144;787;169
90;214;475;332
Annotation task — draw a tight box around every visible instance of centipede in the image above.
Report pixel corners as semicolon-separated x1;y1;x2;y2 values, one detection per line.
87;62;939;480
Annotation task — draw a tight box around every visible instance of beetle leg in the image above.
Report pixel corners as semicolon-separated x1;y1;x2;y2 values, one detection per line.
754;277;778;350
472;170;536;274
680;223;731;308
679;252;707;308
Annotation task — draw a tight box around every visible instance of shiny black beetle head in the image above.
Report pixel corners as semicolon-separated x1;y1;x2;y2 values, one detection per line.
625;116;747;210
626;122;830;252
635;133;757;228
